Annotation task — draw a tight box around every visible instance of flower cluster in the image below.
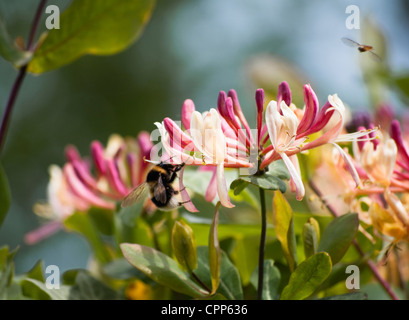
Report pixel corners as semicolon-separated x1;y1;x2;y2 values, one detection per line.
155;82;374;207
26;132;153;244
312;106;409;245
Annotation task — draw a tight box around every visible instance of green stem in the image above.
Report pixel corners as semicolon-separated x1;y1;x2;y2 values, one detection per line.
191;271;211;293
257;187;267;300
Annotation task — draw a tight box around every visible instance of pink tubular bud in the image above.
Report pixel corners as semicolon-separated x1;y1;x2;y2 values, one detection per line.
217;91;228;118
65;145;81;163
357;126;369;151
164;117;192;149
181;99;195;130
277;81;292;107
106;158;129;196
91;141;106;175
229;89;255;145
137;131;153;159
390;120;409;167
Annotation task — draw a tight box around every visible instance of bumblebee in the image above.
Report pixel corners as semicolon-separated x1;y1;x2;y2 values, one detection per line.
121;161;188;211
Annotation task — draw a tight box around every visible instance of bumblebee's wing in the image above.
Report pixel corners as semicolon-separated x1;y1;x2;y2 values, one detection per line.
153;175;167;204
341;37;360;47
121;182;149;208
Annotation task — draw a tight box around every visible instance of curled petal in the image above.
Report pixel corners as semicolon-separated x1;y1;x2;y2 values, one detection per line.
216;163;234;208
280;152;305;201
205;166;218;202
390;120;409;167
164;117;193;149
301;101;334;138
178;167;199;212
331;142;361;188
297;84;318;134
72;159;100;191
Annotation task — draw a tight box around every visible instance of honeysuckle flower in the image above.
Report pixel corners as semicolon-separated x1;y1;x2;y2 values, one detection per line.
25;132;153;244
260;84;377;200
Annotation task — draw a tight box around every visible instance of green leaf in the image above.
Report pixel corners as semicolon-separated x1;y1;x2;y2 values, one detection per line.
69;271;121;300
268;159;291;181
194;246;243;300
0;164;11;229
317;213;359;265
209;203;222;294
280;252;332;300
250;260;281;300
88;207;114;236
230;179;250;196
273;191;297;272
302;218;320;259
120;243;209;298
63;211;112;264
21;278;70;300
0;246;18;299
232;173;287;193
0;17;32;67
26;260;45;282
28;0;156;73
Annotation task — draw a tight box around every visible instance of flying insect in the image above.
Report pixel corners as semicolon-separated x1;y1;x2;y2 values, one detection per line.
341;37;381;61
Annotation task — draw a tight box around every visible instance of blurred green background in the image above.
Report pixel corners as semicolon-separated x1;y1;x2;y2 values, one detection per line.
0;0;408;274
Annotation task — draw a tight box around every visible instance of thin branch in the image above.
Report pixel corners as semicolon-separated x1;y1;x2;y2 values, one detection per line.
0;0;47;156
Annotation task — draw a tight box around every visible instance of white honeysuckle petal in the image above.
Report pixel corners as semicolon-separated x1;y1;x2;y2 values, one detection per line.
178;167;199;212
280;152;305;201
280;101;299;137
190;111;205;153
48;165;76;218
266;100;279;149
105;134;124;158
327;94;346;135
216;163;234;208
331;142;361;188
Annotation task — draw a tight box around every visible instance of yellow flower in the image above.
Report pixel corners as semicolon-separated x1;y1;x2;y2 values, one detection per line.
125;280;154;300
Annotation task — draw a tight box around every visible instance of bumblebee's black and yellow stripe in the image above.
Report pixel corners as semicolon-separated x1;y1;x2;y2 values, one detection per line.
146;162;184;209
